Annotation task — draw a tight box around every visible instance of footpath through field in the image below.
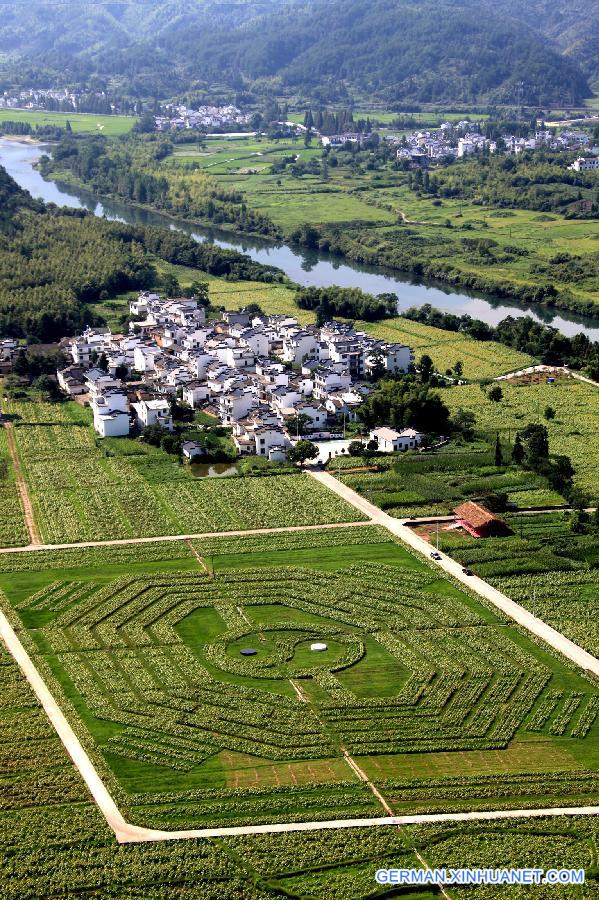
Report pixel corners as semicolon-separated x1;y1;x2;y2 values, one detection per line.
309;471;599;679
3;420;41;546
0;520;371;556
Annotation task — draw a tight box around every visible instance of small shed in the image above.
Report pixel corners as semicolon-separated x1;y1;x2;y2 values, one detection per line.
454;501;512;538
182;440;205;461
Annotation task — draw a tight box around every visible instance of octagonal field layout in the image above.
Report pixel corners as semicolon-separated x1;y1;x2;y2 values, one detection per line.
10;559;599;829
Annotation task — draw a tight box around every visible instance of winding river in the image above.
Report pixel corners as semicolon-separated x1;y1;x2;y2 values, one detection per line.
2;138;598;340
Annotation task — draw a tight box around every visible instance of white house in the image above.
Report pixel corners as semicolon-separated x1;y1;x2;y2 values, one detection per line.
218;387;258;425
69;327;111;366
133;345;163;374
133;398;174;431
57;365;87;396
182;381;210;408
182;440;205;461
369;427;423;452
93;408;130;438
570;157;599;172
91;387;130;438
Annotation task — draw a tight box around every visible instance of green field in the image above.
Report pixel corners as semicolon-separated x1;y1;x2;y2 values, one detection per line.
2;523;599;831
160;131;599;316
439;511;599;659
338;440;567;519
444;378;599;500
2;399;363;545
0;108;137;135
6;639;597;898
164;136;397;230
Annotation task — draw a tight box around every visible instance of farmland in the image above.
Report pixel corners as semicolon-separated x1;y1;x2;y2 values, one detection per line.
444;378;599;500
157;132;599;317
438;512;599;659
3;399;364;544
2;525;599;833
164;136;397;231
0;108;137;135
337;440;568;520
0;427;28;547
7;632;598;898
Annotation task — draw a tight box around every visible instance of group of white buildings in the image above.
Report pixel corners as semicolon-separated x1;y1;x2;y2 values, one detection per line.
391;122;599;166
155;105;251;132
58;292;416;459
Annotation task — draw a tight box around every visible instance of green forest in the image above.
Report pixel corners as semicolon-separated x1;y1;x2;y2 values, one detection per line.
0;164;284;340
0;0;596;105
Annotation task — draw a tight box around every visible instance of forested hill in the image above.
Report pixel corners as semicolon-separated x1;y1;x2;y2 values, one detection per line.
0;165;41;227
0;0;593;105
185;0;590;105
487;0;599;92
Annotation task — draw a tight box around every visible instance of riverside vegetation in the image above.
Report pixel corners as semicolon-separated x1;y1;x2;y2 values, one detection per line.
43;128;599;321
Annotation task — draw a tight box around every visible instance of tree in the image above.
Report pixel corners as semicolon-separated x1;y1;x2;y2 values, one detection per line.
358;379;450;435
488;385;503;402
287;440;318;466
160;433;182;456
544;406;556;420
32;374;62;402
418;354;434;383
12;350;30;378
161;273;180;297
454;361;463;378
115;364;128;381
348;440;365;457
521;423;549;465
512;433;524;464
189;281;210;308
98;352;109;373
139;424;166;447
494;433;503;467
451;407;476;442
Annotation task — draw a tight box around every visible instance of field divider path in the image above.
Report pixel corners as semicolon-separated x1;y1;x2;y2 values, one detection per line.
0;520;371;555
2;419;41;546
309;470;599;679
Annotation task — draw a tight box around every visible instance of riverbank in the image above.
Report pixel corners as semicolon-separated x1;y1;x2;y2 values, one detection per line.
46;152;599;324
3;138;599;340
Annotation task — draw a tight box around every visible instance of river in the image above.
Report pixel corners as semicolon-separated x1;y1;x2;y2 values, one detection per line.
2;138;598;340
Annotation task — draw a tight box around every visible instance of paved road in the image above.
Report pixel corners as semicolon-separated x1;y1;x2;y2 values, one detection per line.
0;520;371;556
310;471;599;679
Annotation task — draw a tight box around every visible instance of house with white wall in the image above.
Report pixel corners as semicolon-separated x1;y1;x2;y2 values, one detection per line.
369;427;423;452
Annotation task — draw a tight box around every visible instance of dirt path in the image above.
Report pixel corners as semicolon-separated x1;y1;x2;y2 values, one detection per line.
3;421;41;546
0;519;371;555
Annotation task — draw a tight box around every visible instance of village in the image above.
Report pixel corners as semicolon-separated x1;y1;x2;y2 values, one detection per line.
389;121;599;165
56;292;421;463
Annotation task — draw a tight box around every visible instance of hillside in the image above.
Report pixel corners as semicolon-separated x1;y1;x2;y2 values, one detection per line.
0;0;592;105
184;0;590;105
489;0;599;92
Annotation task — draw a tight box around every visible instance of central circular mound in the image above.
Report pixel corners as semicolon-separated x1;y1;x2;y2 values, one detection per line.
205;622;364;679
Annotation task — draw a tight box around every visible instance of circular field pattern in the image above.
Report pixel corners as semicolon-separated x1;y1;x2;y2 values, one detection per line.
206;623;364;678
